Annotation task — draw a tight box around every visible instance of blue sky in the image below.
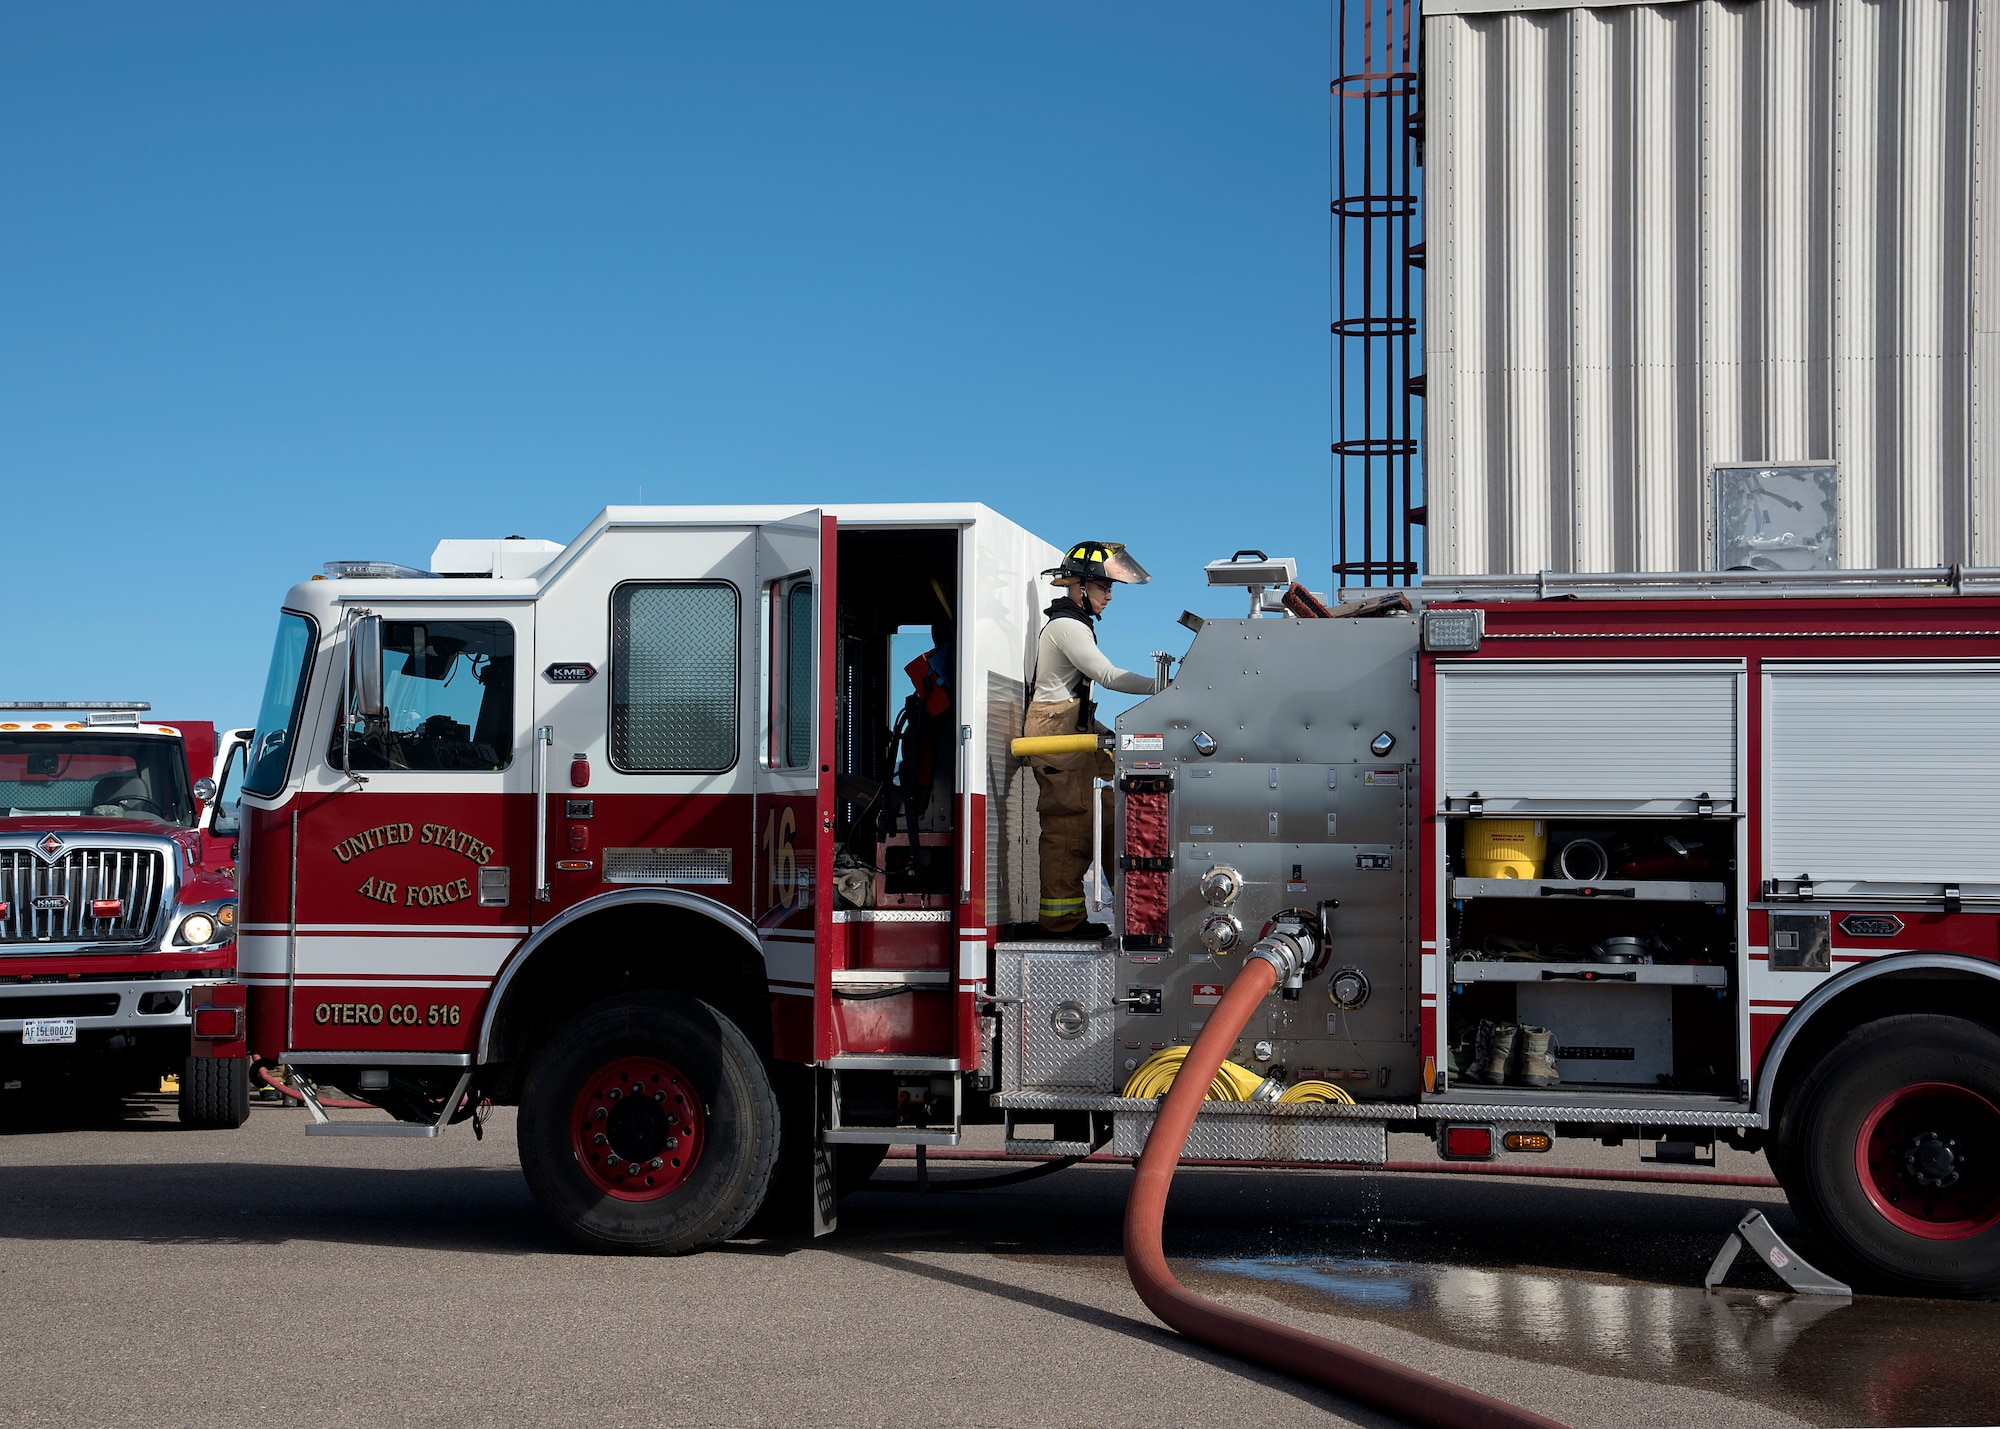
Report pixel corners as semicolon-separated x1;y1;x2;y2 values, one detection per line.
2;4;1340;727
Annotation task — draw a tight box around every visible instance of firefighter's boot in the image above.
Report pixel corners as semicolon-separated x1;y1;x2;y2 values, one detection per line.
1479;1021;1518;1084
1513;1025;1559;1087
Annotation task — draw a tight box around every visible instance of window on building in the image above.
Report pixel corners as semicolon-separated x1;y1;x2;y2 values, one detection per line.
1712;465;1839;572
612;583;739;773
329;621;515;772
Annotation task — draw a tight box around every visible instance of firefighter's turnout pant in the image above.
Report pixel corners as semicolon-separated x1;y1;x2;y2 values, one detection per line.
1025;699;1114;933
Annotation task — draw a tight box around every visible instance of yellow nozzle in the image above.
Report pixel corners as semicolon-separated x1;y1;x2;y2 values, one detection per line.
1010;733;1109;758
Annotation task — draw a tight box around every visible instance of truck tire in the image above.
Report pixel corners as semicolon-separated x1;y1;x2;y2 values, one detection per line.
517;992;779;1254
1787;1013;2000;1296
177;1055;250;1129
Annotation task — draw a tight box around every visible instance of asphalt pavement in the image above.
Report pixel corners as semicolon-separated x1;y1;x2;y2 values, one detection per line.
0;1095;1992;1428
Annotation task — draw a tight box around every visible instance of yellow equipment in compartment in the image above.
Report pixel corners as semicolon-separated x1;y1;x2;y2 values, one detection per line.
1121;1046;1355;1104
1463;819;1547;879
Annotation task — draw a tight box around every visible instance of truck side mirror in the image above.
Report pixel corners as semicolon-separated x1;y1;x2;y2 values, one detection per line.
351;613;387;722
193;777;217;803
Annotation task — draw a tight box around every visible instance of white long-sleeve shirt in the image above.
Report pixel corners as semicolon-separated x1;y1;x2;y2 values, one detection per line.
1032;616;1155;704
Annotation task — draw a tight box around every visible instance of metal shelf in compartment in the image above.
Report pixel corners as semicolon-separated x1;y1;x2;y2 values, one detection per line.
1451;877;1728;904
1451;959;1729;987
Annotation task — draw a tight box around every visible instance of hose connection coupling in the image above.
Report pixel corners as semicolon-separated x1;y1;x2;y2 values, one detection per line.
1248;910;1321;1000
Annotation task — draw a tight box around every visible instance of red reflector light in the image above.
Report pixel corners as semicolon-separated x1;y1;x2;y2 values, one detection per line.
570;755;590;788
1442;1125;1494;1160
193;1006;241;1039
91;899;123;918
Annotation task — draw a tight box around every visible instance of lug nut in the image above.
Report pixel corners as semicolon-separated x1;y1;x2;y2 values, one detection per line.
654;1091;666;1102
631;1084;643;1095
593;1107;607;1120
593;1132;607;1145
664;1137;679;1150
608;1088;620;1101
649;1157;664;1170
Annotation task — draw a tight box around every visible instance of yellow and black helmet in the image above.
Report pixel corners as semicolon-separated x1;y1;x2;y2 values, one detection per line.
1046;541;1151;587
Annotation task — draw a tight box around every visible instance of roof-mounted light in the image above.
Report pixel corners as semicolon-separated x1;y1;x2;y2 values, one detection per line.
323;561;437;580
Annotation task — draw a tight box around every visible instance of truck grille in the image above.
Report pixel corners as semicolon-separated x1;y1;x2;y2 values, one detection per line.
0;849;165;946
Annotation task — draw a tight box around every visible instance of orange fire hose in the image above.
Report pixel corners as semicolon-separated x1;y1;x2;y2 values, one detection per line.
1123;955;1569;1429
257;1064;373;1110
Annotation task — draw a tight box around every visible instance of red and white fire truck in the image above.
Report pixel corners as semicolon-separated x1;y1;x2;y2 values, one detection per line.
224;511;2000;1296
2;704;251;1125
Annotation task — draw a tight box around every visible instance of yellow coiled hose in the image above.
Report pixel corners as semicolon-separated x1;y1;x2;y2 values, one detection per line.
1120;1047;1354;1104
1276;1080;1356;1105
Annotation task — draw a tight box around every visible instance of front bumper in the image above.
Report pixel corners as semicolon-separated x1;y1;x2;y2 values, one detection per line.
0;977;224;1036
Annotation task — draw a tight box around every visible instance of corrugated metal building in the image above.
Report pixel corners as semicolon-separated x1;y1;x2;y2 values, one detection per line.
1421;0;1999;573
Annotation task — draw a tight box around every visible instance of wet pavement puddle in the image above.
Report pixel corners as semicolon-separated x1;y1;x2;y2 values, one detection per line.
1195;1253;2000;1426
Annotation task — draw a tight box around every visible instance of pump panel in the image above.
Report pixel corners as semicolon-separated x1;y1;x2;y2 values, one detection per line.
1112;617;1422;1098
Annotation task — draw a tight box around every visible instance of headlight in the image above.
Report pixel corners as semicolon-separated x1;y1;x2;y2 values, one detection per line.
179;913;217;945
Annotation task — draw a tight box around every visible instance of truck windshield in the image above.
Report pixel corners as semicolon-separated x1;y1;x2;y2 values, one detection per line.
243;612;317;797
0;735;194;825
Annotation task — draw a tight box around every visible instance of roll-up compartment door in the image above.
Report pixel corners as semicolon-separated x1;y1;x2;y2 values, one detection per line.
1437;662;1742;813
1766;664;2000;888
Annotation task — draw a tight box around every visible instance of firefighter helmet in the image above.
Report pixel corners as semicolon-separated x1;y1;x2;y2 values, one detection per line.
1046;541;1151;587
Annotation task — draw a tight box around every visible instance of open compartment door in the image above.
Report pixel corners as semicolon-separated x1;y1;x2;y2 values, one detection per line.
748;511;829;1065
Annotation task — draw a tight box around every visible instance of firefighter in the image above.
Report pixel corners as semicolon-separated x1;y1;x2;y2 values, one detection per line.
1024;541;1154;937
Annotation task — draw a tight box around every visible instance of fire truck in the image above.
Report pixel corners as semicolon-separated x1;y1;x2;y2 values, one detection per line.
1;704;252;1125
227;510;2000;1297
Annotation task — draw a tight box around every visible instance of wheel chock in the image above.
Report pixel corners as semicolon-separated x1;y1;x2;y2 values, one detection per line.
1704;1208;1851;1297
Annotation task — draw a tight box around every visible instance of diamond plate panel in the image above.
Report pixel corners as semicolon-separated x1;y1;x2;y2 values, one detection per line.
997;947;1117;1093
993;1090;1763;1128
601;847;733;885
1113;1111;1387;1164
611;583;738;772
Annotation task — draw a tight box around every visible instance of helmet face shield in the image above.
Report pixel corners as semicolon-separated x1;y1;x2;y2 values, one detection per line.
1048;541;1151;587
1098;546;1150;585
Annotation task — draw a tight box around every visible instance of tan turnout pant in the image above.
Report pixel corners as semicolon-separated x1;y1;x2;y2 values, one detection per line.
1025;699;1114;932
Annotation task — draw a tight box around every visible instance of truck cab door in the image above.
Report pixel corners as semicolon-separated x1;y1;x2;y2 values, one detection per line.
288;603;536;1057
202;727;253;874
750;512;832;1064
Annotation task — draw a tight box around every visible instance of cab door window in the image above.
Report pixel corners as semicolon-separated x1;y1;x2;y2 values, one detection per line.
611;582;739;773
330;621;515;771
766;579;813;769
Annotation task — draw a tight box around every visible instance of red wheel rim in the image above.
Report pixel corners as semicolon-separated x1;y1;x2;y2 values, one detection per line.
1854;1080;2000;1240
569;1056;705;1202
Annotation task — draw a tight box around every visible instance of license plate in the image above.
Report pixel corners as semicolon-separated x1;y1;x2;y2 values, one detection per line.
22;1019;77;1045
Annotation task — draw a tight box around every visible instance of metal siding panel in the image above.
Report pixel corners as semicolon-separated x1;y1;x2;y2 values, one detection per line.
1833;0;1883;564
1636;4;1706;571
1432;16;1480;572
1767;666;2000;882
1976;0;2000;560
1505;15;1563;573
1764;0;1830;465
1903;0;1949;565
1424;0;1992;576
1705;0;1749;471
1439;664;1741;801
1572;7;1618;573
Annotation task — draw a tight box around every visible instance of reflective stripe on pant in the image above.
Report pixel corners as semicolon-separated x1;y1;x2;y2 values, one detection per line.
1025;698;1113;933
